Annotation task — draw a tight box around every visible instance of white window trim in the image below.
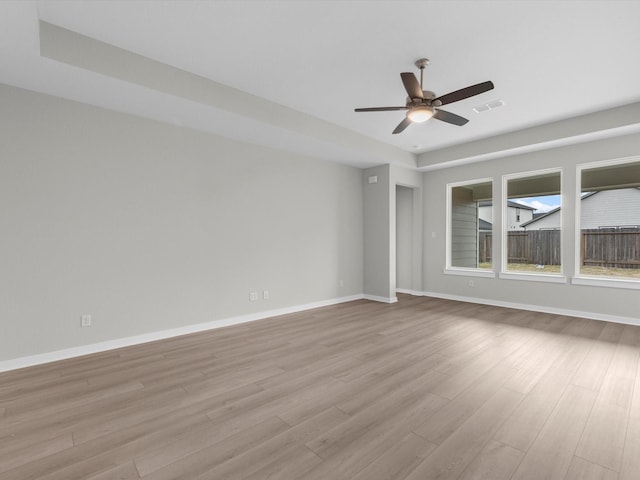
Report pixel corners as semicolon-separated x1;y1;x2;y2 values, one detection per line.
501;168;565;281
574;155;640;289
499;272;568;284
572;276;640;290
445;177;493;274
444;268;496;278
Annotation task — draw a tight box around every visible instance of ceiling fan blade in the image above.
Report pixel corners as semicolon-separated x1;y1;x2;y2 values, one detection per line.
400;72;423;99
354;106;408;112
434;81;494;106
433;109;469;126
392;117;412;134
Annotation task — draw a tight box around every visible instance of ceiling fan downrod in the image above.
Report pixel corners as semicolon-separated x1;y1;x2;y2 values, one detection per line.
415;58;429;91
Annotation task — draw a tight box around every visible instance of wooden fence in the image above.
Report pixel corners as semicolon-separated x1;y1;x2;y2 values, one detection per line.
479;231;492;263
582;228;640;268
478;228;640;268
507;230;561;265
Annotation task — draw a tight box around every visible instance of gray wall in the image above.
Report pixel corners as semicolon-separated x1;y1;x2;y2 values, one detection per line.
423;133;640;321
396;185;413;290
392;166;424;295
0;84;364;362
363;164;391;300
363;164;423;300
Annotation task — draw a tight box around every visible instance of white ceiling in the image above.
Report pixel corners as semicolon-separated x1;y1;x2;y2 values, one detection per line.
2;0;640;168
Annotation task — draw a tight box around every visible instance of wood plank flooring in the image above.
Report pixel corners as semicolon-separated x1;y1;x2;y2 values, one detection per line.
1;295;640;479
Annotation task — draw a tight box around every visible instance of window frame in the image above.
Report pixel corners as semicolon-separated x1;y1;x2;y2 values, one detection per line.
572;155;640;290
444;177;495;278
499;168;566;284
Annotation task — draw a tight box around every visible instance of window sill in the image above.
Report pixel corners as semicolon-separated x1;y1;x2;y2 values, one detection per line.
499;272;567;284
444;268;496;278
572;276;640;290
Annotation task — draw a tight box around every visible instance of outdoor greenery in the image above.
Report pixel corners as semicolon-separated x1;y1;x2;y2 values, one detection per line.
580;266;640;278
478;263;640;278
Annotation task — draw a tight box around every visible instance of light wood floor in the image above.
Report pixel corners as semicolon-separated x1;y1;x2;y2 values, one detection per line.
1;295;640;480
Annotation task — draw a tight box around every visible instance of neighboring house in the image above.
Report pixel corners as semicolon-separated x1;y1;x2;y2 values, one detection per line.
478;201;536;231
479;218;493;232
522;188;640;230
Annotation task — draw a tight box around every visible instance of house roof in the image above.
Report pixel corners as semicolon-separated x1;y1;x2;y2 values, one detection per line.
520;191;601;227
479;219;493;231
522;188;640;227
520;207;560;227
479;201;536;210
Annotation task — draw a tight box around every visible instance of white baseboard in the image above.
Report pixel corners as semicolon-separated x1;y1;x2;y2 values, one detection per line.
0;294;364;373
6;290;633;373
396;288;421;296
419;290;640;327
363;294;398;304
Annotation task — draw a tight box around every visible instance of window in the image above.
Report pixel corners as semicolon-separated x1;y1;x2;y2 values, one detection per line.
446;179;493;273
575;157;640;286
502;169;563;279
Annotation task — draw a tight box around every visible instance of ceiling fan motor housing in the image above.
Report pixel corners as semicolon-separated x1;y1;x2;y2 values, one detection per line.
422;90;436;101
406;91;435;106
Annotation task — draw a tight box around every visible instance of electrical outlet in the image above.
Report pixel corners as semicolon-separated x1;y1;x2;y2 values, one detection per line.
81;314;92;327
249;292;258;301
468;280;475;287
263;290;269;300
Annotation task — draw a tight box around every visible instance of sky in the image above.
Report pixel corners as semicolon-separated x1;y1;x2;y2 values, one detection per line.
514;195;561;213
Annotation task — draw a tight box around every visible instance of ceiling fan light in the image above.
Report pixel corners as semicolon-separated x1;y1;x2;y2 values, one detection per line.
407;106;434;123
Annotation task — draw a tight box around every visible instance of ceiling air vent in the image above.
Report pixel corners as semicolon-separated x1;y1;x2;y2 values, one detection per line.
473;99;505;113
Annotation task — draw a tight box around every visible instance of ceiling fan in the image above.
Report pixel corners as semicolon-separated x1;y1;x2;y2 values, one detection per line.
354;58;494;134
